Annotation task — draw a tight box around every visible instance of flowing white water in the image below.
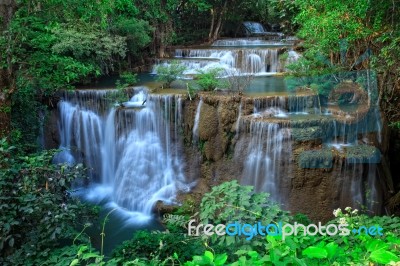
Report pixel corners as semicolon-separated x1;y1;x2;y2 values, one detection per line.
192;98;203;144
238;122;290;202
243;21;267;34
56;89;187;221
158;48;279;76
212;39;286;47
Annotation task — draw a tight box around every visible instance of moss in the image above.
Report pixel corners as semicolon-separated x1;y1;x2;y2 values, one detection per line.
298;149;333;169
345;145;381;163
292;126;323;141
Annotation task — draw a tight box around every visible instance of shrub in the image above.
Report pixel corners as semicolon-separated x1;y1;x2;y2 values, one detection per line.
195;68;226;91
156;61;187;88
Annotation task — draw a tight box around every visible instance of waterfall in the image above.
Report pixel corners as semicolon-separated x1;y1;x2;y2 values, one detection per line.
55;101;104;173
192;98;203;144
237;122;291;202
157;48;279;76
247;53;263;73
243;21;266;34
56;89;187;221
235;100;243;136
212;39;285;46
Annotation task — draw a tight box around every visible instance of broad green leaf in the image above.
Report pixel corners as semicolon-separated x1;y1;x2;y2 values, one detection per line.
214;253;228;265
369;250;399;264
204;250;214;261
82;252;99;260
302;246;328;259
325;242;338;259
69;259;79;266
366;239;388;252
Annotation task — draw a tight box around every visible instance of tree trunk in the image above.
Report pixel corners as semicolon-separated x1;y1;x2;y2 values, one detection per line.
208;8;215;41
0;0;16;137
208;1;228;43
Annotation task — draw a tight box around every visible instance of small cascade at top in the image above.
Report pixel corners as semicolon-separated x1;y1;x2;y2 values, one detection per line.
153;35;293;77
212;38;286;47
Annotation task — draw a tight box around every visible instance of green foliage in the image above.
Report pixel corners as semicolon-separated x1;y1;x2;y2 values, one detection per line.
156;61;187;88
115;72;138;90
0;0;154;145
120;72;138;86
199;180;289;253
102;72;138;106
195;68;226;91
10;85;44;152
390;121;400;129
111;229;205;263
4;176;397;266
292;0;400;122
111;17;152;57
0;139;97;265
184;250;228;266
33;244;120;266
186;82;198;100
180;203;400;265
200;180;288;225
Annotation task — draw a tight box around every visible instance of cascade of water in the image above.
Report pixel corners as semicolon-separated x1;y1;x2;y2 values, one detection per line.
56;101;104;174
56;89;187;220
247;54;263;73
235;100;243;137
236;121;291;202
122;90;147;108
338;158;379;211
192;98;203;144
241;49;278;73
101;108;116;185
287;94;321;114
243;21;266;34
162;48;279;76
212;39;285;47
252;96;287;118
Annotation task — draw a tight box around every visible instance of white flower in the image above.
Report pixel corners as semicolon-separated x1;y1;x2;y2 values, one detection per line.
339;217;347;224
345;207;352;212
352;209;358;215
333;208;342;217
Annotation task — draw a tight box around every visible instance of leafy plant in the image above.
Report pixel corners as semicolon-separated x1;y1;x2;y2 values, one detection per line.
116;72;138;89
156;61;187;88
195;68;226;91
0;138;97;265
112;229;205;263
184;250;228;266
199;180;289;252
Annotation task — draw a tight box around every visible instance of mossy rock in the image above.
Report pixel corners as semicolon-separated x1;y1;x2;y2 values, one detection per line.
289;116;332;129
345;145;381;163
298;149;333;169
292;126;323;141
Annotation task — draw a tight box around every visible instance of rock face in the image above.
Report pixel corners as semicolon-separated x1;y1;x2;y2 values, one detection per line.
179;92;387;222
43;106;60;149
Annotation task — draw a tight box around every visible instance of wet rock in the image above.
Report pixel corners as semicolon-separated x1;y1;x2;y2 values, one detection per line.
199;103;218;140
292;126;323;141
